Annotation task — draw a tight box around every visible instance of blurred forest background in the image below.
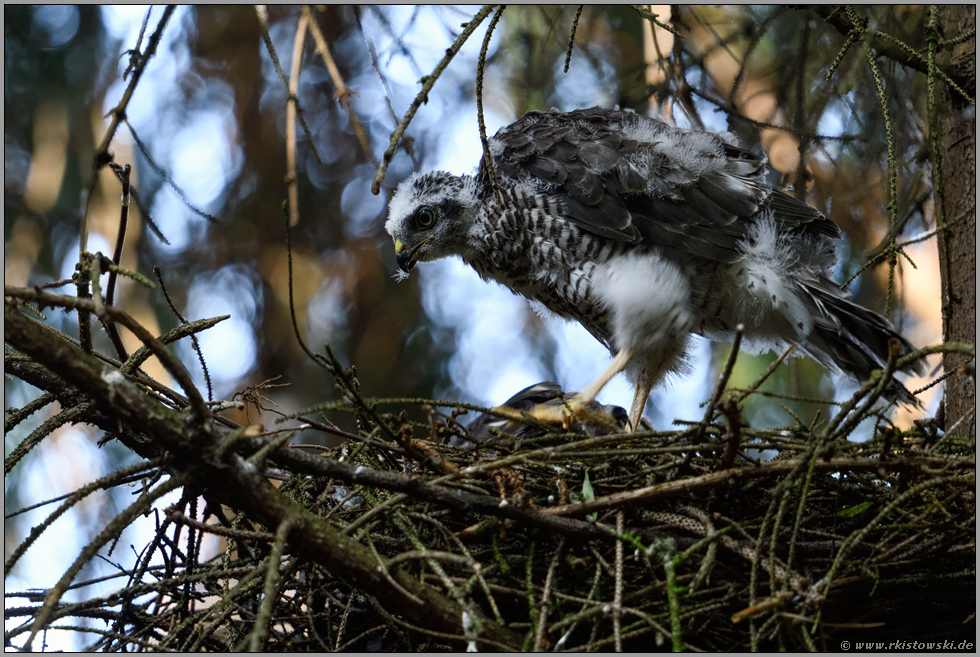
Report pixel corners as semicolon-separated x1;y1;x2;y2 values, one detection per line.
4;4;974;650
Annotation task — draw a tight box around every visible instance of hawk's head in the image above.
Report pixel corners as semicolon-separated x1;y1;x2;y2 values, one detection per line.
385;171;482;277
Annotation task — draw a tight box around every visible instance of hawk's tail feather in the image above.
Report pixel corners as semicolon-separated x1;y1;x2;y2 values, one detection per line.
800;279;923;407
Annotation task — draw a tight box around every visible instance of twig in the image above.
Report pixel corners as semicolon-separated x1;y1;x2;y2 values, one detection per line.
248;519;297;651
563;6;584;73
123;119;218;225
371;5;495;194
21;475;184;651
813;474;972;632
285;12;308;227
101;164;132;361
543;454;972;518
254;5;321;164
663;557;683;651
4;402;92;476
613;510;624;652
733;344;796;404
533;537;564;651
851;5;899;314
153;266;214;402
83;5;175;254
303;5;376;167
812;4;973;98
6;287;208;421
696;324;744;441
104;164;131;313
632;5;685;38
927;5;953;341
477;5;505;205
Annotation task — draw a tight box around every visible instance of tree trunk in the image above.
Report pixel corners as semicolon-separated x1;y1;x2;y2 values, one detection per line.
934;6;976;437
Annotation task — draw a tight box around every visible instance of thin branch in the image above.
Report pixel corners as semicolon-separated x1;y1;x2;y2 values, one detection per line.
285;11;308;227
563;6;584;73
21;475;184;651
6;288;208;421
477;5;505;205
254;5;322;164
543;455;972;518
83;5;176;254
371;5;495;194
695;324;744;441
304;5;377;167
812;4;973;96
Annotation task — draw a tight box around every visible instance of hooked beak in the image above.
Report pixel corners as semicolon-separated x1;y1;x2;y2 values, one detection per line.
394;237;430;273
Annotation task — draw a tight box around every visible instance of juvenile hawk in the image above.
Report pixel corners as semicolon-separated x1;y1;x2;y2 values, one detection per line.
385;107;921;430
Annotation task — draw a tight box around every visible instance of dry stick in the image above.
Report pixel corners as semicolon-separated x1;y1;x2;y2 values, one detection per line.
403;511;507;625
613;510;624;652
476;5;506;205
4;457;167;573
285;12;308;227
280;222;404;467
730;8;784;107
663;556;683;651
792;17;811;205
542;455;971;518
4;392;55;434
814;4;973;102
122;118;217;227
100;165;132;361
82;5;175;254
688;86;862;142
21;475;184;651
255;5;321;165
6;288;208;421
303;5;377;167
849;5;900;315
563;6;584;72
185;566;270;652
371;4;495;195
695;324;744;441
75;268;94;354
533;537;565;652
733;343;796;404
6;565;258;645
859;188;934;268
4;402;92;476
8;304;224;415
356;596;517;653
633;5;685;38
812;474;972;633
7;304;525;649
152;266;215;402
104;165;131;312
825;340;901;442
876;28;973;105
248;517;297;651
165;508;274;542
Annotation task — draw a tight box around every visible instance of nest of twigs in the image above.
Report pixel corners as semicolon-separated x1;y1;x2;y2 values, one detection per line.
4;279;976;651
269;404;975;652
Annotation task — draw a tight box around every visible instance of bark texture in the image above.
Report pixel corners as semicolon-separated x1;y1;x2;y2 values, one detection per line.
935;5;976;437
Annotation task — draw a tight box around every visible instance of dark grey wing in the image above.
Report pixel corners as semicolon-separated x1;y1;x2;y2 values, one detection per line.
481;107;841;263
482;108;641;241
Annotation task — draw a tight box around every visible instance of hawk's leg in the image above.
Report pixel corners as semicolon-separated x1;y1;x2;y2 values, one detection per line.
519;348;633;429
628;367;656;432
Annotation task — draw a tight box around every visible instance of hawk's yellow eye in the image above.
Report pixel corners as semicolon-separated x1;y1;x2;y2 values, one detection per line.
414;207;437;229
